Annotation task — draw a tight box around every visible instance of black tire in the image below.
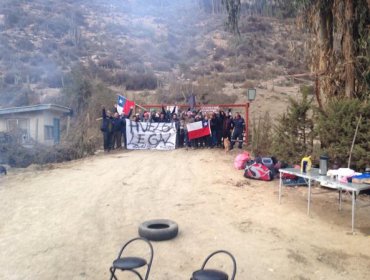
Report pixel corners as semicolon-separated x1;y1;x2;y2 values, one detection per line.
138;219;178;241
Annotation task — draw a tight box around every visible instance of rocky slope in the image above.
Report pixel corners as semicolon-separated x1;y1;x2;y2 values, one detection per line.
0;0;308;117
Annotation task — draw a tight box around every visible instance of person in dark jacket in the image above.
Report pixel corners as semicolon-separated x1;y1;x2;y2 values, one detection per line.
222;113;234;142
202;114;211;148
150;111;159;122
216;111;225;147
209;113;218;148
231;112;245;149
157;111;167;123
171;113;180;148
112;112;122;149
101;107;113;151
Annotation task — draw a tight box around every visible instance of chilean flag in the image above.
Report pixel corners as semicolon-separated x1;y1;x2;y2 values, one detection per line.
187;120;211;140
117;95;135;115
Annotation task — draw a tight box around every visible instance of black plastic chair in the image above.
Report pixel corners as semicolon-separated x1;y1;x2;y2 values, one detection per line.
191;250;237;280
109;237;153;280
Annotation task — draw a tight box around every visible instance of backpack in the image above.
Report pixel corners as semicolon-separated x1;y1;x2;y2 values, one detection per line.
244;162;273;181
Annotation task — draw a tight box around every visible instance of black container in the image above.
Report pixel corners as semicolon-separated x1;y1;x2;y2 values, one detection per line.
319;155;329;175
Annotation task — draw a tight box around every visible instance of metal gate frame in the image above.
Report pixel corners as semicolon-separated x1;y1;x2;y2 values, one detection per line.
140;103;250;145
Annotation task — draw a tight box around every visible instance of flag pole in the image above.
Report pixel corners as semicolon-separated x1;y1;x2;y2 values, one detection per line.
116;94;147;111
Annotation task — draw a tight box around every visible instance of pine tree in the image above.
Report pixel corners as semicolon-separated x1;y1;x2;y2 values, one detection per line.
316;99;370;170
272;90;314;164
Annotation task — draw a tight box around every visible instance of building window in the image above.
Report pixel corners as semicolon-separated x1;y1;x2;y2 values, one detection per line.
6;118;30;143
44;126;54;140
7;118;29;132
7;119;18;131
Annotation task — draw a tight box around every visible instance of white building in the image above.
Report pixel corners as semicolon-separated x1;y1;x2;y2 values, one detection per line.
0;104;72;146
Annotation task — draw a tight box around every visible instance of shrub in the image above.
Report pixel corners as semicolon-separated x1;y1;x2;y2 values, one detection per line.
187;48;200;58
127;63;146;74
203;93;238;104
114;70;130;85
213;63;225;72
272;90;315;165
62;67;93;114
204;39;216;49
251;112;273;156
3;8;26;28
167;33;179;47
179;63;191;74
29;54;48;66
15;37;35;51
213;47;226;60
163;51;179;61
105;23;129;36
44;71;63;88
222;73;246;83
126;73;158;90
240;18;273;33
20;66;43;83
300;85;314;95
191;67;211;76
152;61;172;71
242;80;256;89
0;139;94;168
42;16;70;38
316;99;370;171
4;72;16;84
41;39;58;54
98;57;120;69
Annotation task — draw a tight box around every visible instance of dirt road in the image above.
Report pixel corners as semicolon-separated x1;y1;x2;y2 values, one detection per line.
1;149;370;280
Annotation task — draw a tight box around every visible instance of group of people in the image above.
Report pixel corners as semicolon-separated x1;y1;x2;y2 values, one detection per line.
100;105;245;151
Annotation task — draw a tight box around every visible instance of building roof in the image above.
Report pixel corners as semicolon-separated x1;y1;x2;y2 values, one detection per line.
0;104;72;116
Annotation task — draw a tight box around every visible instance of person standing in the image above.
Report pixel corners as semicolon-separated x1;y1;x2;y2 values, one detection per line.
171;113;180;148
202;114;211;148
210;113;218;148
101;107;113;152
222;112;234;142
112;112;122;149
179;112;187;148
230;112;245;149
217;111;226;146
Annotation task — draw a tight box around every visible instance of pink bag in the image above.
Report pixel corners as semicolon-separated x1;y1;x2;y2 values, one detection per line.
234;152;251;170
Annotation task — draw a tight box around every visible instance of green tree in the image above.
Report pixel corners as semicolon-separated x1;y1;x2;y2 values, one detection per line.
316;99;370;170
62;67;92;114
251;112;273;156
272;90;315;164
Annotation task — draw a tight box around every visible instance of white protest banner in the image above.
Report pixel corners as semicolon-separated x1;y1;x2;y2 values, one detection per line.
126;120;177;150
199;106;220;114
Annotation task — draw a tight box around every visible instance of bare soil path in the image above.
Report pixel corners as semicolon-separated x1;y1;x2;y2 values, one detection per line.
1;149;370;280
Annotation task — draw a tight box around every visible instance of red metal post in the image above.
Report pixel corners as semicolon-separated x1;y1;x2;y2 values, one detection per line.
245;103;249;145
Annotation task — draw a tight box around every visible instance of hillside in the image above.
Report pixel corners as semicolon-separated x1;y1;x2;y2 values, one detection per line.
0;0;308;117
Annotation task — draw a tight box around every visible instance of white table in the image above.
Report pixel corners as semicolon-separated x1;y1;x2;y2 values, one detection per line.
279;168;370;233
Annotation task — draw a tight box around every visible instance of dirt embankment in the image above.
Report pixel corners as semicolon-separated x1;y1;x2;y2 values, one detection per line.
0;149;370;280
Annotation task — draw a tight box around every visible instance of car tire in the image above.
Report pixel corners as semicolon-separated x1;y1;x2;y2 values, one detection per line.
138;219;178;241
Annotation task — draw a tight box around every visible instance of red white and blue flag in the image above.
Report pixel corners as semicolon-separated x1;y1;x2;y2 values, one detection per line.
187;120;211;140
117;95;135;115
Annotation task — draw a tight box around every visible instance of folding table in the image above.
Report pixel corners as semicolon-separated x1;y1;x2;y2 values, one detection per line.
278;168;370;233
